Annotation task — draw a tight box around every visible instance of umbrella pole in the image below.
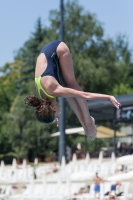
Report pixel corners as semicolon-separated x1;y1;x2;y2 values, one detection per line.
58;0;66;164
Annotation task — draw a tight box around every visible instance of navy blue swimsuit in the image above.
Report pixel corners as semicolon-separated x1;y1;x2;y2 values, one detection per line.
40;40;62;85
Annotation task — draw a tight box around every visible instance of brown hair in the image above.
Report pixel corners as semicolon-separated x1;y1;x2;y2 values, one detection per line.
24;95;55;123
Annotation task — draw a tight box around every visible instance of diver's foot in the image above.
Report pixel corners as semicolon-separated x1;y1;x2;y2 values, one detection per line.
85;117;97;140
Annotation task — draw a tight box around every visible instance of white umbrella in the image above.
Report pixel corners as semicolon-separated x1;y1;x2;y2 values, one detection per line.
70;171;94;181
60;156;66;170
11;158;18;181
50;126;126;138
72;153;77;165
71;153;77;172
85;153;90;166
12;158;17;171
50;127;84;137
105;170;133;182
0;160;5;174
111;152;116;163
34;158;38;165
98;151;103;165
22;159;28;180
22;159;27;169
117;155;133;165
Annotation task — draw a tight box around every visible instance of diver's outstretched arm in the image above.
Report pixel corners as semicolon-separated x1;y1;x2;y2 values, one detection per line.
52;85;121;109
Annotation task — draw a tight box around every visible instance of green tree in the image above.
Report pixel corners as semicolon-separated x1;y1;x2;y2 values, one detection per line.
0;0;133;160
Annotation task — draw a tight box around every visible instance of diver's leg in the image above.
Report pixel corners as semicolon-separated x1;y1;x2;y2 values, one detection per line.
57;42;96;139
66;97;96;139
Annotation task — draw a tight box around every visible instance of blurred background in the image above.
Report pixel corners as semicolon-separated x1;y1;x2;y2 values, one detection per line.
0;1;133;199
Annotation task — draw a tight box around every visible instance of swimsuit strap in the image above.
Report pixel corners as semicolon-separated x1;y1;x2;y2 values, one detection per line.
35;76;55;99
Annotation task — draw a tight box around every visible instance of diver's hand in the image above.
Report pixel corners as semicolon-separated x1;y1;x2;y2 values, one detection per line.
56;118;59;127
54;118;59;127
53;117;59;127
109;96;121;109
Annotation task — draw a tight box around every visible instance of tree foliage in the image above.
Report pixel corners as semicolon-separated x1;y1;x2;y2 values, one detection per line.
0;0;133;161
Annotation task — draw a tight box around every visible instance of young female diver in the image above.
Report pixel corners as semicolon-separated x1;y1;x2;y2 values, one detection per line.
24;40;121;140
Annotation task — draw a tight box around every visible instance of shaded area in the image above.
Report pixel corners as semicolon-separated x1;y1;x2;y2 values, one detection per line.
88;94;133;122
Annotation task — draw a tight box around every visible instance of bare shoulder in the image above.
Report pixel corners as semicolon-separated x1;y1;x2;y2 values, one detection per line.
35;53;47;77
